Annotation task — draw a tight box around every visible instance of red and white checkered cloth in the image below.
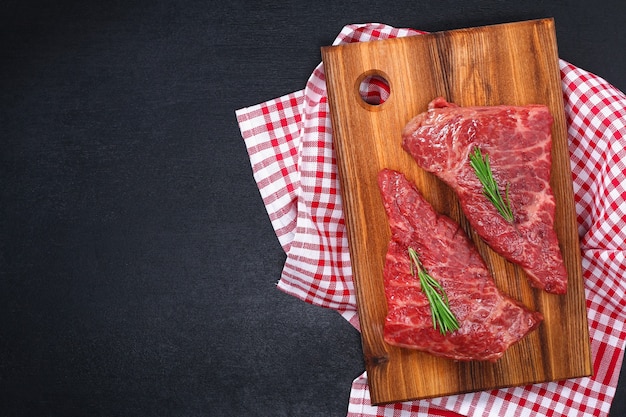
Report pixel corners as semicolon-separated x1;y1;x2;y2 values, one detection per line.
235;23;626;417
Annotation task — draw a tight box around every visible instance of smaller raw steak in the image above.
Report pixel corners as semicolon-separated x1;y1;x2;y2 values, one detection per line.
402;97;568;294
378;169;543;362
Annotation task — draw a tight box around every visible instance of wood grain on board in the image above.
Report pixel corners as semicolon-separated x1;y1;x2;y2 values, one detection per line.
321;18;592;404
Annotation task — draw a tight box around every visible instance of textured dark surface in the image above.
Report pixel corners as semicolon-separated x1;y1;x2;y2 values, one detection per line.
0;1;624;416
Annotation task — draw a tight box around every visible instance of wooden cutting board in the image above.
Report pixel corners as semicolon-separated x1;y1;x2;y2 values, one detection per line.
321;18;592;405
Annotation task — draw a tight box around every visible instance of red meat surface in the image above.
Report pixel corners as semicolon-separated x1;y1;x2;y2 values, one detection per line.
402;97;568;294
378;169;543;361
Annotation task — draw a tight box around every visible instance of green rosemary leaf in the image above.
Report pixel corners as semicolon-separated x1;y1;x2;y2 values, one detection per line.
469;147;515;223
407;248;460;335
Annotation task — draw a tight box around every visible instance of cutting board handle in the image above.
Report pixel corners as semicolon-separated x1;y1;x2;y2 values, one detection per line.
355;69;392;111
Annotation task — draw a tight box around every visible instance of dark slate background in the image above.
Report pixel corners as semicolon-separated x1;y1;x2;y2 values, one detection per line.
1;1;624;416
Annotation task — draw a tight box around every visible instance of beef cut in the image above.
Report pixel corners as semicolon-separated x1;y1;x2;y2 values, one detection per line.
378;169;543;361
402;97;568;294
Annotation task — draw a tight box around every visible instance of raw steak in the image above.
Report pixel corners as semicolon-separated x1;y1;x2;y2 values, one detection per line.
402;97;568;294
378;169;543;362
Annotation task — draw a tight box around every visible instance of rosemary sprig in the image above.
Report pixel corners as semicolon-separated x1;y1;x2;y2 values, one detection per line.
469;146;514;223
408;247;459;335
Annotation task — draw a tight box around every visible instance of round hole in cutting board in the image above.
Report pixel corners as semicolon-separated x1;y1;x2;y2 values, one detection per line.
357;72;391;107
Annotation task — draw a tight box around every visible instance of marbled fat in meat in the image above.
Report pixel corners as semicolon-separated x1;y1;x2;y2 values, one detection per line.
378;169;543;361
402;97;568;294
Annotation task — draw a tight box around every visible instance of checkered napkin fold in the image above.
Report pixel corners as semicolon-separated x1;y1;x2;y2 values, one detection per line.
235;24;626;417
